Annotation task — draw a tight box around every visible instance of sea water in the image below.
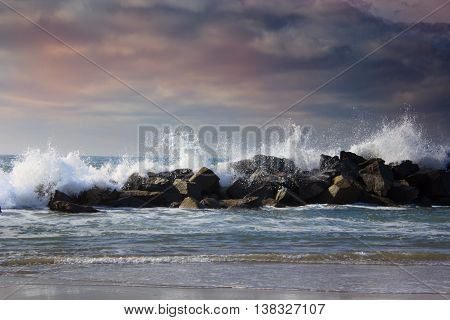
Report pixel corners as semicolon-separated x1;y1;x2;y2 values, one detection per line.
0;116;449;294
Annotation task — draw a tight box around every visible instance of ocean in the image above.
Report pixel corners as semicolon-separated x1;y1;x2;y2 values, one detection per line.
0;117;449;296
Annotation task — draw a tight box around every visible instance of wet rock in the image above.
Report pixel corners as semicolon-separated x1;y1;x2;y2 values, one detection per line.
154;169;194;183
222;196;262;209
391;161;420;180
319;155;340;171
49;201;98;213
229;159;257;175
275;187;306;206
326;175;362;204
200;198;223;209
49;190;74;204
296;173;331;201
108;190;164;207
76;187;120;206
359;159;394;197
406;170;450;199
122;173;170;192
252;155;297;174
359;192;397;206
189;167;220;194
340;151;366;165
179;197;203;209
387;180;419;204
173;179;202;199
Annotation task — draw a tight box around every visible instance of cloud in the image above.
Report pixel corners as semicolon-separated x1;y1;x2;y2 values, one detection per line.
0;0;449;154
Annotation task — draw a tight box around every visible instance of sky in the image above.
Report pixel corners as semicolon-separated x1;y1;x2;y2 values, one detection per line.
0;0;449;155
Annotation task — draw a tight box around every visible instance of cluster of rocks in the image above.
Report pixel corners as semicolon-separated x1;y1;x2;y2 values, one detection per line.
47;152;450;213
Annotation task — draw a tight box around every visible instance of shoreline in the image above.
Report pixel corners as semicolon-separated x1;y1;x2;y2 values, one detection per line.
1;279;447;300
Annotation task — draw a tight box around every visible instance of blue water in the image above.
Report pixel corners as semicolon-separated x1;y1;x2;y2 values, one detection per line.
1;154;450;294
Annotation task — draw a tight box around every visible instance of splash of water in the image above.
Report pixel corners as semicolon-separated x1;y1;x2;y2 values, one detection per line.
0;114;448;209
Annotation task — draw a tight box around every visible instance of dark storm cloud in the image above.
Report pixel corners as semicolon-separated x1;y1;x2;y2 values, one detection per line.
0;0;449;154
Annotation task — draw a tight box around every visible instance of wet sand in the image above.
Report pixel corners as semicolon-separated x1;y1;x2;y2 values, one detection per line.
0;278;446;300
1;263;449;300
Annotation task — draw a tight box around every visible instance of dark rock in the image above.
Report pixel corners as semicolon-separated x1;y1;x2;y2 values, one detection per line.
359;192;397;206
338;159;360;181
200;198;223;209
406;170;450;199
391;161;420;180
252;155;297;174
296;173;331;201
387;180;419;204
122;173;170;192
76;187;120;206
319;155;340;171
226;178;252;199
326;175;362;204
179;197;203;209
222;196;262;209
49;201;98;213
169;202;181;208
172;179;202;199
189;167;220;194
275;187;306;206
49;190;74;204
359;159;394;196
229;159;257;175
154;169;194;183
340;151;366;165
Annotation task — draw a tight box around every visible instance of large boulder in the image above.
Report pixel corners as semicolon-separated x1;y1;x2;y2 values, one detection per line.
340;151;366;165
387;180;419;204
49;190;74;203
154;169;194;183
326;175;362;204
406;170;450;199
172;179;202;199
359;159;394;197
275;187;306;206
222;196;262;209
122;173;171;192
319;155;340;171
49;201;98;213
252;155;297;174
390;161;420;180
200;197;223;209
229;159;257;175
189;167;220;194
108;190;165;207
76;187;120;206
296;173;331;201
179;197;203;209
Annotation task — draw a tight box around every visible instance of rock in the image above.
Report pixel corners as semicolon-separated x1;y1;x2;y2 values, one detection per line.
252;155;297;173
261;198;285;207
406;170;450;199
327;175;362;204
154;169;194;183
229;159;257;175
179;197;203;209
169;202;181;208
359;192;397;206
391;161;420;179
122;173;170;192
335;159;360;181
49;201;98;213
172;179;202;199
226;178;253;199
49;190;74;204
340;151;366;165
189;167;220;194
387;180;419;204
275;187;306;206
76;187;120;206
359;159;394;196
108;190;166;207
200;198;223;209
296;173;331;201
222;196;262;209
319;155;340;171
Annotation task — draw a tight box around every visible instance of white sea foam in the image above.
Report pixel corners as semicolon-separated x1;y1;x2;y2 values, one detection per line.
0;114;448;209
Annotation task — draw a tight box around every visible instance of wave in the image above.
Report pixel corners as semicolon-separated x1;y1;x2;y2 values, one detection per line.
2;252;449;267
0;113;448;209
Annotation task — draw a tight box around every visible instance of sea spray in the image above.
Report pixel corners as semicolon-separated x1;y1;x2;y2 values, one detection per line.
0;114;448;209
